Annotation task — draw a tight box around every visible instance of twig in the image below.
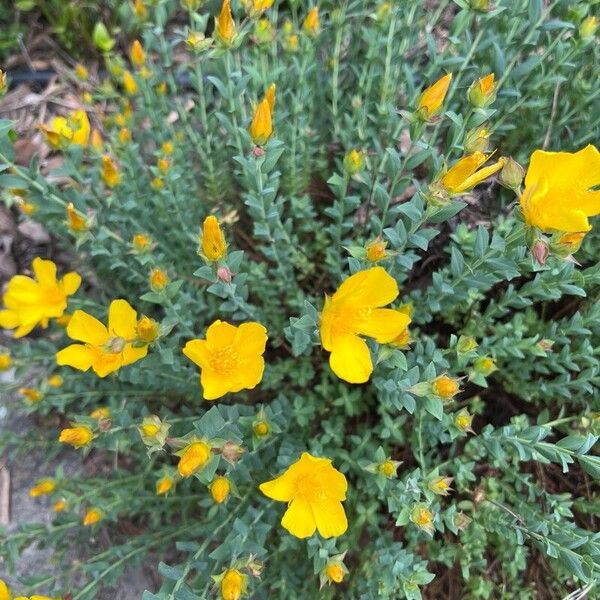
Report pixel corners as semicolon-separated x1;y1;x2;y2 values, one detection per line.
542;82;561;150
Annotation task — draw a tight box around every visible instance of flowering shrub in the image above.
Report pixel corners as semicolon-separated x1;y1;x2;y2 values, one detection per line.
1;1;600;599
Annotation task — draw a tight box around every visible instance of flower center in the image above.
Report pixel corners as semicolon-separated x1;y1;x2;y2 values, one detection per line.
106;336;126;354
210;346;238;375
295;474;326;502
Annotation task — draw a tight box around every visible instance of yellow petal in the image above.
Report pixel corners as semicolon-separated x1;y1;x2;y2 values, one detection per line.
108;299;137;338
32;257;57;286
233;356;265;391
60;272;82;295
121;343;148;366
281;497;316;539
205;320;238;347
332;266;399;308
355;308;411;344
0;309;20;330
182;339;210;368
201;369;233;400
453;157;506;193
67;310;108;345
56;344;94;371
329;333;372;383
259;472;296;502
236;322;268;357
441;152;487;192
314;499;348;538
93;352;123;378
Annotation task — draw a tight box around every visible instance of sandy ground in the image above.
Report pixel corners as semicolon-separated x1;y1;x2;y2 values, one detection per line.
0;368;154;599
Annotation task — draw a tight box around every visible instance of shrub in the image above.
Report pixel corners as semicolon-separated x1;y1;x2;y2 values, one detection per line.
0;1;599;598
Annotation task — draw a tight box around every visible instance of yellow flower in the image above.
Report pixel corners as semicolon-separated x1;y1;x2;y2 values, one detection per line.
243;0;274;17
66;202;88;233
151;176;164;190
102;155;121;188
259;452;348;539
325;562;345;584
220;569;246;600
41;109;90;148
183;320;268;400
264;83;276;113
19;387;43;403
83;507;102;526
441;152;506;194
47;374;63;387
473;356;496;376
0;352;12;371
136;316;159;343
428;476;454;496
303;6;320;37
156;82;167;95
150;267;168;291
132;233;152;253
90;407;110;419
161;141;174;155
410;503;435;535
156;476;174;495
0;580;10;600
201;215;227;261
75;63;89;80
468;73;496;107
432;375;460;400
210;476;231;504
133;0;147;18
157;158;170;174
343;149;366;175
130;40;145;67
59;424;93;448
248;97;273;146
53;498;68;512
123;70;138;95
56;299;149;378
0;257;81;338
378;459;400;478
365;238;388;262
253;420;270;437
178;441;211;477
118;128;132;144
29;479;56;497
91;129;103;151
417;73;452;119
141;423;159;437
520;145;600;233
18;201;37;216
215;0;237;46
580;15;598;40
319;267;410;383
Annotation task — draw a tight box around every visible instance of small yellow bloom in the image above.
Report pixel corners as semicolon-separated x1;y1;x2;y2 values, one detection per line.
141;423;160;437
157;158;170;174
253;420;270;437
441;152;506;194
410;503;435;535
320;267;410;383
0;352;12;371
29;479;56;497
161;141;174;155
18;200;37;215
123;70;138;95
41;110;90;148
220;569;246;600
156;476;174;495
59;424;93;448
210;476;231;504
248;97;273;146
520;145;600;233
156;81;167;94
242;0;274;18
67;202;88;233
325;562;345;584
365;238;388;262
428;476;454;496
215;0;237;46
56;299;149;378
136;316;159;343
47;374;63;387
118;128;132;144
102;155;121;188
19;387;43;403
303;6;320;37
186;31;213;52
417;73;452;120
150;267;168;291
91;129;103;151
130;40;145;67
580;15;598;40
75;63;89;80
83;507;102;526
90;407;110;419
201;215;227;261
473;356;496;376
132;233;152;253
378;459;400;478
183;320;268;400
178;441;211;478
468;73;496;107
53;498;68;512
431;375;460;400
133;0;147;18
151;176;164;190
260;452;348;539
343;149;366;175
254;18;275;45
0;257;81;338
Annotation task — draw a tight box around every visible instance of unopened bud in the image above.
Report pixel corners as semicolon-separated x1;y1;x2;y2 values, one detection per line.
217;266;232;283
531;239;549;266
499;157;525;191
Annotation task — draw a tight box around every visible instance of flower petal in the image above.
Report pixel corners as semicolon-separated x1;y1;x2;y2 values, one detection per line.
355;308;411;344
56;344;94;371
259;472;296;502
32;257;57;286
67;310;108;345
332;266;399;308
60;272;82;296
108;299;137;339
281;497;316;539
234;356;265;391
205;320;238;347
314;499;348;538
182;339;210;368
92;353;123;378
329;333;372;383
121;343;148;367
236;322;268;357
201;369;232;400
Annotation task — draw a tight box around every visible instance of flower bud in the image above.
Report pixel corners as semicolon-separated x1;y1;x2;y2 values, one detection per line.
253;420;270;437
431;375;460;400
217;266;232;283
132;233;152;253
469;0;491;10
133;0;147;19
83;507;103;526
47;374;63;387
428;476;454;496
67;203;88;233
221;441;245;465
201;216;227;261
178;441;211;477
343;149;365;175
90;407;110;420
531;239;549;266
220;569;245;600
75;63;89;80
186;31;213;52
473;356;497;376
136;316;159;344
468;73;497;108
552;231;586;257
249;97;273;146
325;562;344;584
254;18;275;45
19;387;43;403
30;479;56;497
454;511;472;531
463;126;491;154
215;0;237;47
210;476;231;504
102;155;121;188
0;352;12;371
454;409;474;433
536;339;554;353
416;73;452;120
303;7;320;37
378;459;401;478
92;22;115;52
53;498;68;512
59;424;93;448
410;503;435;535
156;476;175;495
150;267;168;291
456;335;478;354
498;157;525;191
365;238;388;262
580;16;598;41
130;40;145;67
